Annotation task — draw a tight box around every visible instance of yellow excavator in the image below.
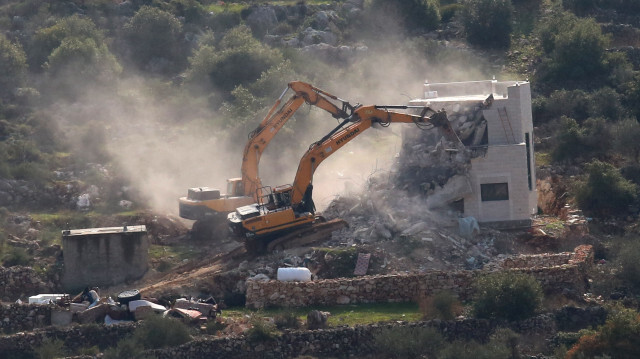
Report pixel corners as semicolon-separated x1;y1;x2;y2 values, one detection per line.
228;105;461;252
179;81;356;239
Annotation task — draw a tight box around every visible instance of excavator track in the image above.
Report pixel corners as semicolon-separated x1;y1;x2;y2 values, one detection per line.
266;218;348;252
244;218;348;254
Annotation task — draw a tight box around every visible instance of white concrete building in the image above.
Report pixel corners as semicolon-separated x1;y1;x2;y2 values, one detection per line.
409;79;537;227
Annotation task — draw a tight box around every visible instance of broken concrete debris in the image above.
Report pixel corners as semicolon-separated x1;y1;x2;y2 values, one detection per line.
24;287;221;327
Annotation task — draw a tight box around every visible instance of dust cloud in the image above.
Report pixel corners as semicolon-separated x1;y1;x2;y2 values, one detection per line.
46;32;488;218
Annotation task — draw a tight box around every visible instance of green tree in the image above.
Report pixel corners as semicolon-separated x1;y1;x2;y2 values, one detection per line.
370;0;440;31
472;271;543;321
187;26;282;93
0;34;27;98
29;15;105;71
123;6;184;72
45;38;121;86
567;307;640;359
613;118;640;163
536;11;615;86
574;160;638;216
461;0;513;49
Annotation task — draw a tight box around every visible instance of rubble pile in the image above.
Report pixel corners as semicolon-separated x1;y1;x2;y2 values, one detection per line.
322;180;505;271
395;100;490;196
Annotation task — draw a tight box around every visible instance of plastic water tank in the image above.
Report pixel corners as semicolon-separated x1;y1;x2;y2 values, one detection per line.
277;267;311;282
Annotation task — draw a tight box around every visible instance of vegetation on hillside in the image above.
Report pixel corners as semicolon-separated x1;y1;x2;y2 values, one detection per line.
1;1;640;356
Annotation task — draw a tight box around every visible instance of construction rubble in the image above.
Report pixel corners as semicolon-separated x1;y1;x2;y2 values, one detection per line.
29;288;222;327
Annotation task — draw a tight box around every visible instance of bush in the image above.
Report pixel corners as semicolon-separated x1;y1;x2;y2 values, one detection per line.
616;239;640;290
438;328;517;359
0;34;27;98
34;338;66;359
373;326;444;358
563;0;597;15
613;118;640;163
574;160;638;217
187;26;283;93
472;271;543;321
567;307;640;359
370;0;440;31
133;315;191;349
535;11;618;87
28;15;106;71
102;338;144;359
461;0;513;49
420;291;463;320
246;313;278;342
274;310;301;330
123;6;184;72
2;247;31;267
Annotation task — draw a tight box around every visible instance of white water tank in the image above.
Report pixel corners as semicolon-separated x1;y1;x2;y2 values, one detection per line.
277;267;311;282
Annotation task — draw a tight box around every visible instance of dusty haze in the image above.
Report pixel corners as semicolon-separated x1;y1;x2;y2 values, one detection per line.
47;34;490;218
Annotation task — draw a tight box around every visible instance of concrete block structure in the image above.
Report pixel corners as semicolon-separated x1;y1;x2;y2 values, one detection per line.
409;79;537;227
61;225;149;290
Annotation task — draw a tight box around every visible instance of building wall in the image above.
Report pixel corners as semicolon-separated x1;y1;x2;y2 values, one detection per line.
412;80;536;225
62;228;149;290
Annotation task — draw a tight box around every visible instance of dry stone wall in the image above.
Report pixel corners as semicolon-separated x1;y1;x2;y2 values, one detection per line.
0;266;55;302
0;303;52;333
246;245;593;309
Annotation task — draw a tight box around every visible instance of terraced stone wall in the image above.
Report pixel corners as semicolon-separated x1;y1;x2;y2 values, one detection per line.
246;245;593;309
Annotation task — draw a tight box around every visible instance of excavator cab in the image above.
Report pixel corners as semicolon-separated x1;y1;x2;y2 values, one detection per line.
226;178;244;197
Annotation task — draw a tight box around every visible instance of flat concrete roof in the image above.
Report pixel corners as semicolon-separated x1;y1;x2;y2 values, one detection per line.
410;95;490;104
62;225;147;237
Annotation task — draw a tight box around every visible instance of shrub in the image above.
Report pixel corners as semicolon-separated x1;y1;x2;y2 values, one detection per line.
133;315;191;349
205;319;228;335
440;3;463;23
246;313;278;342
0;34;27;98
34;338;66;359
102;338;144;359
567;307;640;359
461;0;513;49
373;326;444;358
187;26;283;93
2;247;31;267
616;239;640;290
472;271;543;321
370;0;440;31
28;15;105;70
613;118;640;163
123;6;184;72
275;310;301;330
574;160;638;217
420;291;463;320
535;11;617;87
563;0;597;15
438;328;516;359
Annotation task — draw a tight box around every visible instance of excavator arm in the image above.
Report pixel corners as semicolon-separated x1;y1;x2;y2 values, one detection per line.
290;105;456;206
240;81;355;198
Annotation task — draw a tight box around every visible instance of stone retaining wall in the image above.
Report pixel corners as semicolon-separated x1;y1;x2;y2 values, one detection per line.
0;321;136;355
0;315;555;359
0;266;55;302
0;303;52;333
246;245;593;309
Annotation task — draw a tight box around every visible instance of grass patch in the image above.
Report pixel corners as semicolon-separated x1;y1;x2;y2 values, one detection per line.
148;244;199;262
224;302;422;327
